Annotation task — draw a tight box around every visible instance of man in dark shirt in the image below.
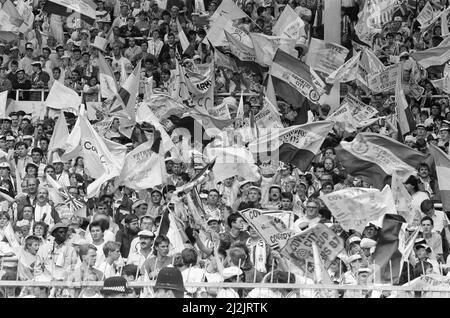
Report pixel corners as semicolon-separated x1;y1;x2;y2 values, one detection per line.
6;60;18;84
159;33;182;63
12;69;31;100
226;212;250;245
119;16;142;38
30;61;50;101
115;214;140;258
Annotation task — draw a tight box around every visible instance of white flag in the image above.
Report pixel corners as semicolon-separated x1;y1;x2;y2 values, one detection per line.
48;112;69;151
326;51;361;83
176;18;189;53
79;115;123;197
117;141;164;190
205;146;260;183
45;80;81;111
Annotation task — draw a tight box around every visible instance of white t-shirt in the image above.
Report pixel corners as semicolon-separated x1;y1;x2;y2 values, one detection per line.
92;241;106;268
182;267;205;294
95;261;116;279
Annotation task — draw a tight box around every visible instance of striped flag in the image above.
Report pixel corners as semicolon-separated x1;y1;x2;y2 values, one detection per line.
429;144;450;211
43;0;97;25
410;44;450;69
248;121;333;171
270;49;322;104
98;52;118;99
250;33;297;67
395;62;416;136
107;62;141;120
335;133;429;189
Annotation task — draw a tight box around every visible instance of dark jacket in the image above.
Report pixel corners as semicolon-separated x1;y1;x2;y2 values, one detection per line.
115;228;138;258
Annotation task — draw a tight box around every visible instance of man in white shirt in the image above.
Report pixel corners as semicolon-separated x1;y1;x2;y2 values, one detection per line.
95;241;121;279
420;216;444;262
293;199;321;232
88;221;106;268
420;199;449;234
52;153;70;187
111;43;132;86
127;230;155;268
18;43;34;76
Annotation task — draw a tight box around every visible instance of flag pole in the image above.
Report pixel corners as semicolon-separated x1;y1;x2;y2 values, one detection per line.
287;260;291;284
237;258;241;283
407;259;411;285
253;262;257;283
389;260;393;285
135;257;141;281
270;258;275;283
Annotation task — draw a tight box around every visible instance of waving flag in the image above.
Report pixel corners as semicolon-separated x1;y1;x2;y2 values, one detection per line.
107;62;141;120
305;38;350;75
240;209;296;250
254;97;283;129
410;44;450;69
146;93;189;120
395;63;416;136
98;52;118;99
335;133;429;189
45;80;81;111
169;60;190;102
205;146;260;183
210;0;247;22
320;185;396;233
0;0;24;27
182;107;235;137
117;133;165;190
136;103;176;154
270;49;322;103
49;112;69;151
248;121;333;171
372;214;406;284
43;0;97;25
78;115;124;197
250;33;297;67
225;31;256;62
429;144;450;211
214;49;238;72
176;18;189;53
272;4;306;42
156;208;187;256
326;52;361;83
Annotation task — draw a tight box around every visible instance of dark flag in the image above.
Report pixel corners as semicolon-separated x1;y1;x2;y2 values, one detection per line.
372;214;406;284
